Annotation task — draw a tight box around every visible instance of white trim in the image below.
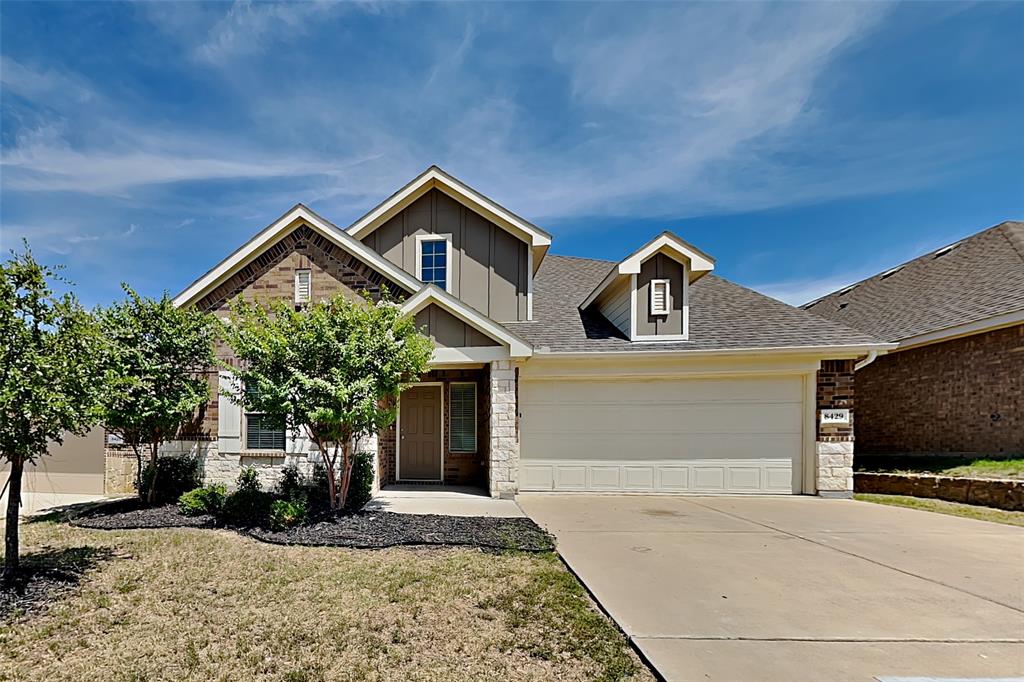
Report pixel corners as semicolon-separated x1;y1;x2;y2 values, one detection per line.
346;166;552;249
294;268;311;304
533;342;897;360
650;278;670;316
432;347;510;364
527;248;534;321
396;382;444;483
632;334;689;342
401;285;533;358
802;370;818;495
173;204;421;308
893;309;1024;351
414;234;453;293
448;381;478;454
629;274;638;340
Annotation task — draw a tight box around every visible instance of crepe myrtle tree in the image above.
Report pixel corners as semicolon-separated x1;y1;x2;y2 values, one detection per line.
1;244;102;583
220;293;433;510
96;287;216;503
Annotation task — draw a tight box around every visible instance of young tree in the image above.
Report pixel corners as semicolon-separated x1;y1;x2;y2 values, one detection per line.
1;244;101;583
220;294;433;510
96;288;215;503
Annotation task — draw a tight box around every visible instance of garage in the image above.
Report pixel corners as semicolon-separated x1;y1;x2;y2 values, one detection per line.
519;375;806;494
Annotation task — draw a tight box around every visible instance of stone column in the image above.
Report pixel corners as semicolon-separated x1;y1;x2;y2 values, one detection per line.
489;359;520;499
816;359;855;497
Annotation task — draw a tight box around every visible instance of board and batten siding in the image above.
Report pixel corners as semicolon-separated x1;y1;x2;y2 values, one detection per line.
361;189;530;322
636;253;686;337
414;304;500;348
596;276;631;338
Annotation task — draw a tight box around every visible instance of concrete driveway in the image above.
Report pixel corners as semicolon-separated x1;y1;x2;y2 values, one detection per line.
518;494;1024;682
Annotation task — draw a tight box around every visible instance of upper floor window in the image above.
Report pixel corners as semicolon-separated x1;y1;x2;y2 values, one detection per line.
650;279;670;316
416;235;450;291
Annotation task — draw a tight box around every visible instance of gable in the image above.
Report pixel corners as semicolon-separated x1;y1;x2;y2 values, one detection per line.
174;204;421;309
414;304;500;348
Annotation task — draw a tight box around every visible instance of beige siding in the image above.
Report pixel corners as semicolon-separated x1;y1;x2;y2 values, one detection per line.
1;428;105;495
362;189;530;321
596;276;631;337
636;253;686;336
414;304;500;348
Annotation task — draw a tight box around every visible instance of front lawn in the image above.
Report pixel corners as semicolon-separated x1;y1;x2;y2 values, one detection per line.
856;455;1024;479
0;519;651;681
855;493;1024;527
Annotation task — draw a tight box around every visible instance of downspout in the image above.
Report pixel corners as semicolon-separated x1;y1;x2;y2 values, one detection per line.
854;349;878;371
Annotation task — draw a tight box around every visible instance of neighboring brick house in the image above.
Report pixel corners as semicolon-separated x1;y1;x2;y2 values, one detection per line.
151;166;888;499
804;221;1024;456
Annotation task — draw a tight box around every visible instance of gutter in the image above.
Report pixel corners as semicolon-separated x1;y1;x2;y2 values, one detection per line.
854;349;879;371
531;342;898;360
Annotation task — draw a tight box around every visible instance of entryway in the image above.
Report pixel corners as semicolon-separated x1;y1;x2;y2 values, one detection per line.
398;383;443;481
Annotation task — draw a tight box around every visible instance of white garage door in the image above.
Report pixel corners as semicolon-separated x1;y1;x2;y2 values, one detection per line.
519;376;804;494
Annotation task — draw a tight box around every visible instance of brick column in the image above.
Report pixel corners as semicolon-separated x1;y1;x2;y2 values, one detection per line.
816;359;855;497
489;359;519;499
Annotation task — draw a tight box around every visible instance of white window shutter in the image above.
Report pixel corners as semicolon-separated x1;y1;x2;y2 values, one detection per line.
218;371;242;454
295;269;311;303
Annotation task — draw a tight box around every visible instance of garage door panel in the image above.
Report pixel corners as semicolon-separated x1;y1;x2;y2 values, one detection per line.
520;375;803;494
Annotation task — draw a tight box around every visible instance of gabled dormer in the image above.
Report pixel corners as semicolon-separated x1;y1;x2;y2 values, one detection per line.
347;166;552;323
580;232;715;341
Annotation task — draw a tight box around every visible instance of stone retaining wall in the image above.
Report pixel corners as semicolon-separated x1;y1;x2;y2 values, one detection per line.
855;472;1024;511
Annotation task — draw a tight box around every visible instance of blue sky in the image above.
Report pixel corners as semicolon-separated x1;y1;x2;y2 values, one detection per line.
2;1;1021;308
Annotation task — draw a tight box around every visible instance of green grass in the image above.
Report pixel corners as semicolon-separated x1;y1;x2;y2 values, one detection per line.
1;519;651;682
856;455;1024;479
855;493;1024;527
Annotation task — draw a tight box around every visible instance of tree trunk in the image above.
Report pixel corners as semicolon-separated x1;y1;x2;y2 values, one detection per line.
339;439;353;510
3;458;24;584
132;444;144;500
145;442;159;505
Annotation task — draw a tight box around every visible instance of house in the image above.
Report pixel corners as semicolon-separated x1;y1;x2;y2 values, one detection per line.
804;221;1024;457
170;166;890;498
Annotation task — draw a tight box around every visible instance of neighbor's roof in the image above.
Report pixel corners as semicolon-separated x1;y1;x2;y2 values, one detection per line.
803;221;1024;343
505;255;883;354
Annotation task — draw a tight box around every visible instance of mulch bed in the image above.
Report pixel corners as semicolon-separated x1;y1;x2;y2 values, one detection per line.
69;501;553;552
1;546;117;620
250;512;554;552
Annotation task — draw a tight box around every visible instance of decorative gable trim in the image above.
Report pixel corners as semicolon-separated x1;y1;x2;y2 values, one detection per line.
345;166;552;255
401;285;533;359
173;204;422;308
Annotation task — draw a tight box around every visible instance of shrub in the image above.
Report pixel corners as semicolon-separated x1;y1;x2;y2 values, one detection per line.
222;467;272;527
346;452;373;512
140;455;201;505
276;465;305;502
177;484;227;517
269;498;309;530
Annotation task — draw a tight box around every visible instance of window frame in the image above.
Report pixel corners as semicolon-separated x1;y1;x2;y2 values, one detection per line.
448;381;477;454
649;278;671;316
294;268;312;304
415;234;452;293
243;384;286;451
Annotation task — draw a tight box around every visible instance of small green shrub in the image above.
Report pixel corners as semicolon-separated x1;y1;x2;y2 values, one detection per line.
177;484;227;517
276;465;304;501
269;498;309;530
140;455;201;504
222;467;272;527
346;451;373;511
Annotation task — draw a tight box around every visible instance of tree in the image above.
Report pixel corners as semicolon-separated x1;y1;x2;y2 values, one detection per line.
1;244;101;583
96;287;215;504
220;294;433;510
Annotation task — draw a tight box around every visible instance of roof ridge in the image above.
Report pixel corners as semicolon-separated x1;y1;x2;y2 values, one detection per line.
997;221;1024;263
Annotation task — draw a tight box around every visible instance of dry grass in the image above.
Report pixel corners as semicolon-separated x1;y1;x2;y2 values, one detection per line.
1;520;651;682
855;493;1024;527
857;455;1024;479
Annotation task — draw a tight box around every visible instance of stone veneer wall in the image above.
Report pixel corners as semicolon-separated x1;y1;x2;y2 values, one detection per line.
489;359;519;499
816;359;856;496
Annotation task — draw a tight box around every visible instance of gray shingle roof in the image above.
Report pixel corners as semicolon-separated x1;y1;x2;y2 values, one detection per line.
802;221;1024;343
505;254;882;353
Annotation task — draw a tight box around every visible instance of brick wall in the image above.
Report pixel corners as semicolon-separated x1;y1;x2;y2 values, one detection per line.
857;324;1023;455
817;359;855;442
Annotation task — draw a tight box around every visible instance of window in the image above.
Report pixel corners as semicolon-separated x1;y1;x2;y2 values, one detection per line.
294;269;311;303
417;236;449;290
449;383;477;453
650;279;670;316
244;385;285;450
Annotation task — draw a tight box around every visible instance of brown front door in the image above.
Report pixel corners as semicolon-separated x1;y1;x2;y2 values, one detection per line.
399;384;442;481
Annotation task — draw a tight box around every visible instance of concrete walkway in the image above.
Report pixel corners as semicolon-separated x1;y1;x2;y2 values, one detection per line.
364;485;524;517
519;494;1024;682
1;491;114;517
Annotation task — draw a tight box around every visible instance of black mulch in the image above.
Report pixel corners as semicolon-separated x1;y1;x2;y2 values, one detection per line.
250;512;555;552
1;546;116;620
71;499;215;530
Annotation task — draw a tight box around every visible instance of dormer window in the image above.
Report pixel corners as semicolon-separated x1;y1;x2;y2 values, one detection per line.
650;279;670;316
294;269;311;303
416;235;451;292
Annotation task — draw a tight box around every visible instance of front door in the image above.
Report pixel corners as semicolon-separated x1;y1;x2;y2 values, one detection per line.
399;384;442;481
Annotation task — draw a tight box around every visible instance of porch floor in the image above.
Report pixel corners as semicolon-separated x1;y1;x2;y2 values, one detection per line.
364;485;524;518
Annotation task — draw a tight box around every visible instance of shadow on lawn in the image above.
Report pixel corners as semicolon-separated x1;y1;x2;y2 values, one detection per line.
0;545;116;620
